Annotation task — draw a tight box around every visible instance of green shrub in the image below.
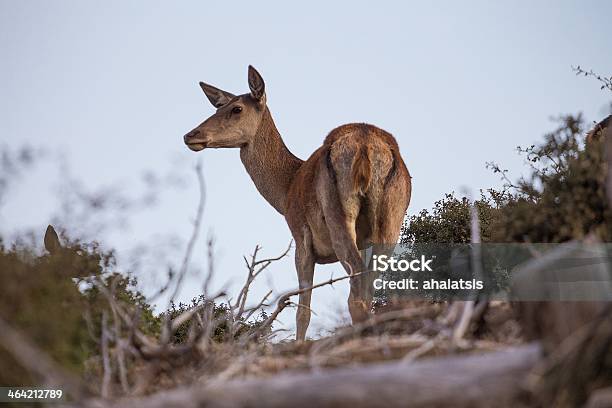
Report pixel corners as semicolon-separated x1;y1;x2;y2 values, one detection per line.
0;230;158;387
378;113;610;304
0;227;272;388
401;113;610;246
0;237;103;385
161;295;270;344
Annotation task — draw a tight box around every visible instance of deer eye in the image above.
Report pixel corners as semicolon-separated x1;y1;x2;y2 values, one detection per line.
232;106;243;114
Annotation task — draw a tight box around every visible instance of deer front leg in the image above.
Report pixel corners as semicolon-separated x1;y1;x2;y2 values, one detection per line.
295;242;315;341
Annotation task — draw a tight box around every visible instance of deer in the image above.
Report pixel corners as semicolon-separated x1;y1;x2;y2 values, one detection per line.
183;66;411;340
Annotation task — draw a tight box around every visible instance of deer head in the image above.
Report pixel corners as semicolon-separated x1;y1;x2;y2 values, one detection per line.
44;224;62;255
42;225;102;279
184;65;267;151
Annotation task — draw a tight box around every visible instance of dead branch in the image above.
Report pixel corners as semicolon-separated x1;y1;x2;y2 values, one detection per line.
89;161;212;371
100;311;112;398
241;290;273;323
452;197;486;342
98;344;542;408
202;237;216;297
452;301;474;343
110;303;130;394
526;304;612;408
309;306;442;364
168;160;206;304
233;242;292;326
586;387;612;408
250;269;371;340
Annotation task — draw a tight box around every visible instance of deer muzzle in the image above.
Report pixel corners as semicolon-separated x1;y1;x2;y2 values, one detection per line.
184;129;208;151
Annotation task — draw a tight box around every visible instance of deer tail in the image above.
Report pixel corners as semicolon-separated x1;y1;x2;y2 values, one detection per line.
351;145;372;195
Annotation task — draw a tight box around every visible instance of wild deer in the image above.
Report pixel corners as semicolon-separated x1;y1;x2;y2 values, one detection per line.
183;66;411;340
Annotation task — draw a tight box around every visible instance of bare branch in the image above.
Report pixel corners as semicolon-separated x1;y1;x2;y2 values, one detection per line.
234;241;292;320
101;311;112;398
168;160;206;304
241;290;273;322
250;269;371;340
572;65;612;92
110;301;130;394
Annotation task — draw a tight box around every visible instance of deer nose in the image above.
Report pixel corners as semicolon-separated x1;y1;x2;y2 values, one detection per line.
184;130;200;144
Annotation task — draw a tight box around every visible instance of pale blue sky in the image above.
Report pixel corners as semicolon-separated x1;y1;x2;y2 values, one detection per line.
1;1;611;336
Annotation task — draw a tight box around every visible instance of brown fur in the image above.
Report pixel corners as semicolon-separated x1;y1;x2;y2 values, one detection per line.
184;67;412;340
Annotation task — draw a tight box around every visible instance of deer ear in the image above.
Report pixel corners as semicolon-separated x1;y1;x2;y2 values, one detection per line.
248;65;265;101
199;82;235;108
44;225;61;254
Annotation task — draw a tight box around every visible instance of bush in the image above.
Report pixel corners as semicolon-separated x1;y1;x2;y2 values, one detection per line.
377;113;610;304
401;113;611;245
162;295;270;344
0;226;272;389
0;235;104;385
0;228;158;387
490;115;610;242
400;193;499;245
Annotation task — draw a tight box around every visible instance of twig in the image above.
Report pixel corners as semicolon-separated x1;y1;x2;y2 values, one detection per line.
93;278;157;355
101;311;112;398
229;242;292;338
202;237;216;298
453;194;485;342
111;317;130;395
310;307;439;360
241;290;273;323
234;242;292;320
158;161;206;346
168;160;206;304
145;268;175;304
169;291;224;333
105;277;130;395
572;65;612;92
402;338;437;363
452;301;474;343
250;269;372;340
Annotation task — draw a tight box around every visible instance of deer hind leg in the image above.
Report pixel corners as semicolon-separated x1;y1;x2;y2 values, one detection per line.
370;183;411;303
325;199;369;323
317;165;370;323
341;199;372;324
375;169;411;246
360;197;382;310
295;234;315;341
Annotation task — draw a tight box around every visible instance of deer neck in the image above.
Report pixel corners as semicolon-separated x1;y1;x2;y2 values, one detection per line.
240;108;303;215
